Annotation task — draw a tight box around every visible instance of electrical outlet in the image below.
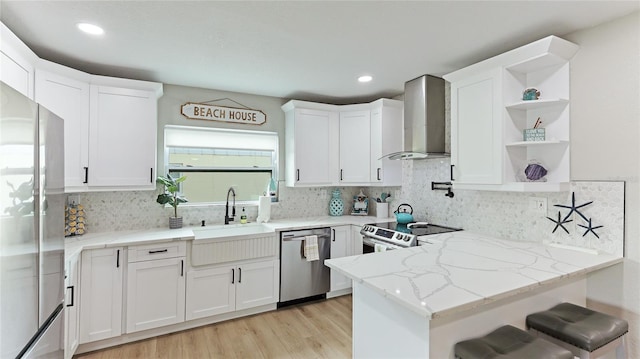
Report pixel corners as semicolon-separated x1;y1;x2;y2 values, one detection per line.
529;197;547;214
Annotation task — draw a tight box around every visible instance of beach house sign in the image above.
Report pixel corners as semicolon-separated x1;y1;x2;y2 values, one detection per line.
181;102;266;125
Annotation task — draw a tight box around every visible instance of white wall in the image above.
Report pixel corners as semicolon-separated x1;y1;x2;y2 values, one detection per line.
564;11;639;357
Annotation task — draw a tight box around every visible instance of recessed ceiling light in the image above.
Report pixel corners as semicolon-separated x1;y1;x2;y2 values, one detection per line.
77;22;104;36
358;75;373;83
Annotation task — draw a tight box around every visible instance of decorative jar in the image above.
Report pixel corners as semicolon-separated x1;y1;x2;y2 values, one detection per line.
329;189;344;216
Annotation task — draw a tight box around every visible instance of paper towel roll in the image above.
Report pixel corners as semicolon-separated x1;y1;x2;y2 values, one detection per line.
256;196;271;223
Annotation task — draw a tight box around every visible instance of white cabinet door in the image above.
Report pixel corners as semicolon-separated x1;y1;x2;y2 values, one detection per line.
1;23;36;99
450;68;503;185
88;85;157;188
64;255;80;359
330;226;352;292
235;260;279;311
339;110;371;183
287;108;337;186
126;257;186;333
79;247;123;344
351;225;364;255
35;69;90;191
185;266;236;320
370;101;403;186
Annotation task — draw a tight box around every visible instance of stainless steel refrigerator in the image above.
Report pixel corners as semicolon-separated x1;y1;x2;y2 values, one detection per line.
1;82;65;358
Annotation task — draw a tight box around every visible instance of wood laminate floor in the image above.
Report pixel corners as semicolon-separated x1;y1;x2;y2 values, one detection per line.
75;295;352;359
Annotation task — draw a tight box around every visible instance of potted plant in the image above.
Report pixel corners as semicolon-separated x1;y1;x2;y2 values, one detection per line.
156;173;188;229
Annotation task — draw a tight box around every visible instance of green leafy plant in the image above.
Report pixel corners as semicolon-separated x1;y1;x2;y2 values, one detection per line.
156;173;188;218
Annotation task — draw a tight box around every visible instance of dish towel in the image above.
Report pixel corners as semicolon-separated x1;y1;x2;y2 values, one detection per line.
304;235;319;261
375;243;388;252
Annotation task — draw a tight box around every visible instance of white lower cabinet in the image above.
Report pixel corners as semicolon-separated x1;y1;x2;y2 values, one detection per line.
125;241;186;333
330;226;352;292
64;254;80;359
79;247;123;344
126;257;186;333
351;225;364;255
185;259;279;321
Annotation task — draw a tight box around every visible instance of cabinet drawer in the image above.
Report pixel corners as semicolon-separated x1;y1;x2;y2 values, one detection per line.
127;241;186;263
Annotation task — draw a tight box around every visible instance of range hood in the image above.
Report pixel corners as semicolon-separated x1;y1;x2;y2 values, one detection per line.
383;75;448;160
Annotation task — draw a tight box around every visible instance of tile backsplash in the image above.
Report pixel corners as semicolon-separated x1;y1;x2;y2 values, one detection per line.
76;158;624;256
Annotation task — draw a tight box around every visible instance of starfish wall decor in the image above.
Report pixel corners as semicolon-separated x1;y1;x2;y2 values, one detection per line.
550;191;603;238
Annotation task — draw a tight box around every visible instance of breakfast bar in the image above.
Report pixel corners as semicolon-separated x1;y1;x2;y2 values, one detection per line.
325;231;623;359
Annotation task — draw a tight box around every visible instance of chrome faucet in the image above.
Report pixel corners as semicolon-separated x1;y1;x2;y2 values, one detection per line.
225;187;236;224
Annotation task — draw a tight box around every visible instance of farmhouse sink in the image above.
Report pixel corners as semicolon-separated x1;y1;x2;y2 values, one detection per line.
193;223;275;240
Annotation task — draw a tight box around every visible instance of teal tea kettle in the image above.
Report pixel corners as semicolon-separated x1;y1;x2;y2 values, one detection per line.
394;203;414;224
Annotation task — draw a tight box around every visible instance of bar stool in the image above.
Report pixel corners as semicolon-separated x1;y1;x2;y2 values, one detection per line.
526;302;628;359
454;325;574;359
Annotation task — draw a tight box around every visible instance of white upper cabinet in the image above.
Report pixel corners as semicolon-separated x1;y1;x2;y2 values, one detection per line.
370;99;403;186
283;102;339;187
35;62;91;191
445;35;578;192
282;99;403;187
89;85;158;188
339;109;371;184
34;60;162;192
1;22;37;99
450;68;503;185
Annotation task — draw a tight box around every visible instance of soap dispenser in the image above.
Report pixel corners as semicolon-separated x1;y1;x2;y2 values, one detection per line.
240;207;247;224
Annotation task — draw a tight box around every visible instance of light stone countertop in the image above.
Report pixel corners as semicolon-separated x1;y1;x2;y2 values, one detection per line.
64;215;393;260
325;230;623;320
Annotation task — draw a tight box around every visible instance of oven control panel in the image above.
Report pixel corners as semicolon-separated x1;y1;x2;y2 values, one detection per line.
361;225;417;246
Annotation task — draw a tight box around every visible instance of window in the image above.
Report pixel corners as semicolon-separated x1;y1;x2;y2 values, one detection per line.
164;125;278;204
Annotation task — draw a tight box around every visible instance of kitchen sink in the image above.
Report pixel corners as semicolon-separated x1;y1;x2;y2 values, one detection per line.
192;223;275;240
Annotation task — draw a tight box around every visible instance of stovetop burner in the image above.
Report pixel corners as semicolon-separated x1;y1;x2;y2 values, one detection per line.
369;222;462;236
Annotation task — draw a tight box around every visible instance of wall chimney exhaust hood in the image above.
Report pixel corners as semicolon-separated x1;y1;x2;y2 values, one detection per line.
382;75;447;160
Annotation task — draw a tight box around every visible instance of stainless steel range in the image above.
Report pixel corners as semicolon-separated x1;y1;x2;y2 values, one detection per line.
360;222;461;253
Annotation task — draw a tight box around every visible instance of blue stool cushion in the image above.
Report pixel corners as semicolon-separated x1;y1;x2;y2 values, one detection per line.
526;302;629;352
454;325;574;359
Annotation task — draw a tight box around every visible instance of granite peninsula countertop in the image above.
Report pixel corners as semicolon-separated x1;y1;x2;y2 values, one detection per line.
64;215;392;260
325;230;623;320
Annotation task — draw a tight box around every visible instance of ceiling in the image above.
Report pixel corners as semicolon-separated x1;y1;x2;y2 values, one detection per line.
1;1;638;104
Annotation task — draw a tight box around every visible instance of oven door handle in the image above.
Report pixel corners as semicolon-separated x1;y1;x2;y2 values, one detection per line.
362;237;401;250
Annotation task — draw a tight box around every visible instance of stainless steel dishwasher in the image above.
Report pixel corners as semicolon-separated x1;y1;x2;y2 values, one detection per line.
279;227;331;305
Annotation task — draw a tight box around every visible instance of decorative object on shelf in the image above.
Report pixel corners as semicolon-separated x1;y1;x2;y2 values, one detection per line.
522;88;541;101
329;188;344;216
524;117;545;141
524;161;548;181
156;173;188;229
546;211;573;234
351;189;369;215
